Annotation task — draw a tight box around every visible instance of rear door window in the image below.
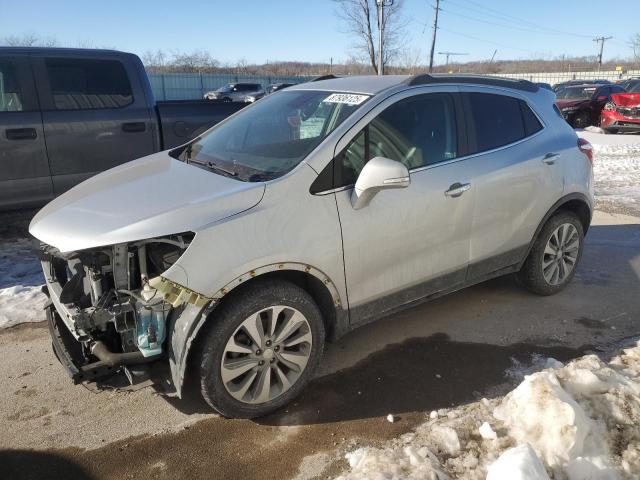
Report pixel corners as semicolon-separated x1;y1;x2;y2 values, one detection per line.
45;58;133;110
0;60;24;112
466;93;543;154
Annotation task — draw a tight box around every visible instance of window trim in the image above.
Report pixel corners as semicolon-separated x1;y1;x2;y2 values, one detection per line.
311;85;547;196
42;56;135;111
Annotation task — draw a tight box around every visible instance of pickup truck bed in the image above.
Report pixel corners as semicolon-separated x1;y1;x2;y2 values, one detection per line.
0;47;246;211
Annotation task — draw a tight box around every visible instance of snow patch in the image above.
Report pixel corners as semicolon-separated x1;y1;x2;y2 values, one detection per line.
0;237;46;329
335;340;640;479
486;444;549;480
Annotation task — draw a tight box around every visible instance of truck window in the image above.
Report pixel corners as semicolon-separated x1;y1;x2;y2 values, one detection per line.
45;58;133;110
0;60;24;112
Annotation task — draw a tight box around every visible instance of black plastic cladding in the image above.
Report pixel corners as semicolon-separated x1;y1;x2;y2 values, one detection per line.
404;74;539;93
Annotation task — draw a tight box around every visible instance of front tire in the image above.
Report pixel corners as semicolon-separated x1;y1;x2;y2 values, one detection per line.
572;111;590;129
517;211;584;296
197;279;325;418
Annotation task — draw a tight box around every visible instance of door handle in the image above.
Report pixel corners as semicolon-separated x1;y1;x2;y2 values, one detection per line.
542;152;560;165
122;122;146;133
445;182;471;198
5;128;37;140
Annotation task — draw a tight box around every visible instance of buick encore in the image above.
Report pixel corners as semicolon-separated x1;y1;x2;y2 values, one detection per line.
30;74;594;418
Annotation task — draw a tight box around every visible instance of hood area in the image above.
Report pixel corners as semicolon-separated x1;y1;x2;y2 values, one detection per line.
556;99;588;109
30;152;265;252
611;93;640;107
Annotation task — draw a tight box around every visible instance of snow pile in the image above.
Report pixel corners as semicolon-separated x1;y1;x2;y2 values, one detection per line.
335;341;640;479
0;237;46;329
577;130;640;214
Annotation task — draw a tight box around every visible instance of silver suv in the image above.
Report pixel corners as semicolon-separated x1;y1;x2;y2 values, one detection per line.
31;75;594;418
203;82;265;102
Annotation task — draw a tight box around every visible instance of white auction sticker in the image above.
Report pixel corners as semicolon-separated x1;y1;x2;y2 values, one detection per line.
323;93;369;105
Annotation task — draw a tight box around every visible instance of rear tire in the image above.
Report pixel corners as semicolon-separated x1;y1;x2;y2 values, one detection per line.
197;279;325;418
517;211;584;296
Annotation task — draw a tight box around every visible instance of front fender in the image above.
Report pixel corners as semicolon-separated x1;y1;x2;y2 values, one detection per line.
167;262;344;397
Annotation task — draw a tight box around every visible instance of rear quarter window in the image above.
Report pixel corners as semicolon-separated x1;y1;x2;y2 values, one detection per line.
466;93;543;154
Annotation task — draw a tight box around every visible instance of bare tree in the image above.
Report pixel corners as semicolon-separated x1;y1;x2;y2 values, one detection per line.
2;33;58;47
332;0;405;74
170;50;219;72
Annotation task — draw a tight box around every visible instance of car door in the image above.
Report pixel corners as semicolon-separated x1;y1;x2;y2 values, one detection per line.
32;54;155;195
331;88;475;325
0;55;53;210
459;88;564;280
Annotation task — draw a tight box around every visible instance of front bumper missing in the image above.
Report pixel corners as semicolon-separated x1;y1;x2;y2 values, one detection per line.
46;305;118;383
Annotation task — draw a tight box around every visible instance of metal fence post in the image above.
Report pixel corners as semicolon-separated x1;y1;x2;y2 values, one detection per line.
161;74;167;101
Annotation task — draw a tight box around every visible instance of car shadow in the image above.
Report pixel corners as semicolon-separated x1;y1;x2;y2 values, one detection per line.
255;332;592;426
0;450;94;480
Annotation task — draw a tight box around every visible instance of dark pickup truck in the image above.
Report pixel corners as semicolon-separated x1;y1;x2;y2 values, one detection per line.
0;47;246;210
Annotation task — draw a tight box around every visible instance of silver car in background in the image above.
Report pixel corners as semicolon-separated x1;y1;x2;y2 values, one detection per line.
203;82;265;102
30;74;594;418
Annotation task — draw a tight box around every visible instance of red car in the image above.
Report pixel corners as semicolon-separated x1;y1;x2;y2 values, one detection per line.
555;83;625;128
601;80;640;134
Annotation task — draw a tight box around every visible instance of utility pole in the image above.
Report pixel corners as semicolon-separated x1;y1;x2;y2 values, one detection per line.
428;0;441;73
593;36;612;70
376;0;394;75
438;51;468;67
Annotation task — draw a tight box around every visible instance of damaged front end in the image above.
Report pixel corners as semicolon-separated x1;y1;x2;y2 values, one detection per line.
40;233;207;386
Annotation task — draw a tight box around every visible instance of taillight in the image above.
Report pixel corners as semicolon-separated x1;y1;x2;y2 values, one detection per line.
578;138;593;165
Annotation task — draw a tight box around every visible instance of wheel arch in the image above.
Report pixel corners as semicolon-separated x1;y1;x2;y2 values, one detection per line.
168;263;349;398
519;193;592;268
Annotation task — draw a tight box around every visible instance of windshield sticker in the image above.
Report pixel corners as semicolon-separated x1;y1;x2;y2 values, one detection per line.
323;93;369;105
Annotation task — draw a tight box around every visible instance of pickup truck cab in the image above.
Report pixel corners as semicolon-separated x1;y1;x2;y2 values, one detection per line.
0;47;244;210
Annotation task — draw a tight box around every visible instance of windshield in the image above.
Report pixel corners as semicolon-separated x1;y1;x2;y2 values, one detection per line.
629;82;640;93
556;86;597;100
217;84;234;93
183;90;369;181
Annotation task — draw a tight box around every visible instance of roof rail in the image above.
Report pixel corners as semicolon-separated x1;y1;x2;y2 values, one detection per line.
311;74;340;82
404;74;539;93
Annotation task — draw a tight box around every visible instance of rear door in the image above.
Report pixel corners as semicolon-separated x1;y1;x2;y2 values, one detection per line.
460;88;563;280
0;55;53;210
32;54;155;195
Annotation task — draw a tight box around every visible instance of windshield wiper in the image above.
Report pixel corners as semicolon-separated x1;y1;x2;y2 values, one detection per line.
190;158;238;177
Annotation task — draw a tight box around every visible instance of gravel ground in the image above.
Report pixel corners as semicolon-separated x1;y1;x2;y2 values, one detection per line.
0;210;638;479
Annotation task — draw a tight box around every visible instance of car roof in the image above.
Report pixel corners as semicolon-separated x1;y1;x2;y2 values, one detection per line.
289;75;411;95
290;73;540;95
0;46;126;55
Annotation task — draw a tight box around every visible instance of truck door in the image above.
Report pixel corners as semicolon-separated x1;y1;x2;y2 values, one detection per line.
0;55;53;210
32;54;155;195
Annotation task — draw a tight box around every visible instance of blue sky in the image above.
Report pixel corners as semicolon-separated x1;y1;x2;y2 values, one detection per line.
1;0;638;65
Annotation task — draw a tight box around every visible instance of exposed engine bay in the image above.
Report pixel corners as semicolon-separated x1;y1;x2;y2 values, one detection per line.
40;233;201;385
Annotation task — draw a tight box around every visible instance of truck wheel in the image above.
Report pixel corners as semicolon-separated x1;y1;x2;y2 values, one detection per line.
572;111;590;129
517;211;584;296
197;279;325;418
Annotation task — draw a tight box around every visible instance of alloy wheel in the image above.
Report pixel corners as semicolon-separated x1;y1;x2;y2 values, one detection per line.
220;305;313;404
542;223;580;285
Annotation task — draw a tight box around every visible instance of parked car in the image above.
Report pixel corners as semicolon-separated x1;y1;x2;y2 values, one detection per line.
0;47;246;211
553;79;611;92
203;83;265;102
31;74;594;418
555;83;626;128
601;81;640;134
267;83;294;94
619;77;640;91
535;82;554;91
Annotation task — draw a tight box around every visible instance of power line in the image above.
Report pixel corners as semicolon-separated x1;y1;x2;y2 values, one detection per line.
440;7;593;39
438;27;535;54
446;0;592;39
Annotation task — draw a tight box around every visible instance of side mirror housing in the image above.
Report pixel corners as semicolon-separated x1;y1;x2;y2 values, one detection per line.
351;156;410;210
